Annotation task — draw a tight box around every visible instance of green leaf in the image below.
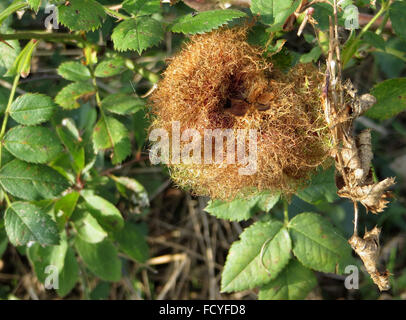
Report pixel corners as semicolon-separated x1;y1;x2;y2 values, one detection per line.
110;175;149;207
389;1;406;40
75;237;122;282
56;120;85;173
113;222;149;263
5;202;59;246
111;17;164;54
57;246;79;297
0;26;21;77
297;166;338;205
94;57;127;78
259;259;317;300
122;0;161;16
57;61;91;82
362;31;386;50
221;219;291;292
10;93;56;125
311;3;333;30
101;93;145;115
288;212;354;274
0;148;14;167
54;191;80;228
205;191;280;222
55;81;95;110
27;0;41;13
0;159;70;201
27;234;79;297
58;0;106;32
299;46;322;63
365;78;406;120
170;9;246;35
5;39;38;78
93;115;131;164
250;0;300;30
81;190;124;232
74;211;107;243
0;1;28;27
4;126;63;164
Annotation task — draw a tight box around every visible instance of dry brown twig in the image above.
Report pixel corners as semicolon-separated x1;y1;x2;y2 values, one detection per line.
323;0;395;291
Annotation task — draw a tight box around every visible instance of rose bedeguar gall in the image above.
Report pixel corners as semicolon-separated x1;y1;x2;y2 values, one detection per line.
149;27;332;201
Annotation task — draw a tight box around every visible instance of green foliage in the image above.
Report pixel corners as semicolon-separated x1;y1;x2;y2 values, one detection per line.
94;57;127;78
58;0;106;32
122;0;161;16
0;26;20;77
0;159;70;200
205;191;280;221
92;115;131;164
221;219;291;292
251;0;300;30
75;237;122;282
297;167;338;205
4;126;62;163
113;221;149;263
365;78;406;120
170;10;247;35
258;260;317;300
57;61;92;82
101;93;145;115
28;234;79;297
10;93;56;125
288;212;354;274
55;82;95;110
27;0;41;13
5;202;60;246
389;1;406;40
81;190;125;232
111;17;164;53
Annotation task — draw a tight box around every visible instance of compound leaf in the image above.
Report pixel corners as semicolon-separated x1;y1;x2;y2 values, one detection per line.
221;219;291;292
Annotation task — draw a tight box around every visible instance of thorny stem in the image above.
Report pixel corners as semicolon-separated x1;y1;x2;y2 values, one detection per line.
0;32;85;43
0;74;20;168
353;201;358;236
0;74;19;207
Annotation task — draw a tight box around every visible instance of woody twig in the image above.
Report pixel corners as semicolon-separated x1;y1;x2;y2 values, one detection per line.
322;0;395;291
